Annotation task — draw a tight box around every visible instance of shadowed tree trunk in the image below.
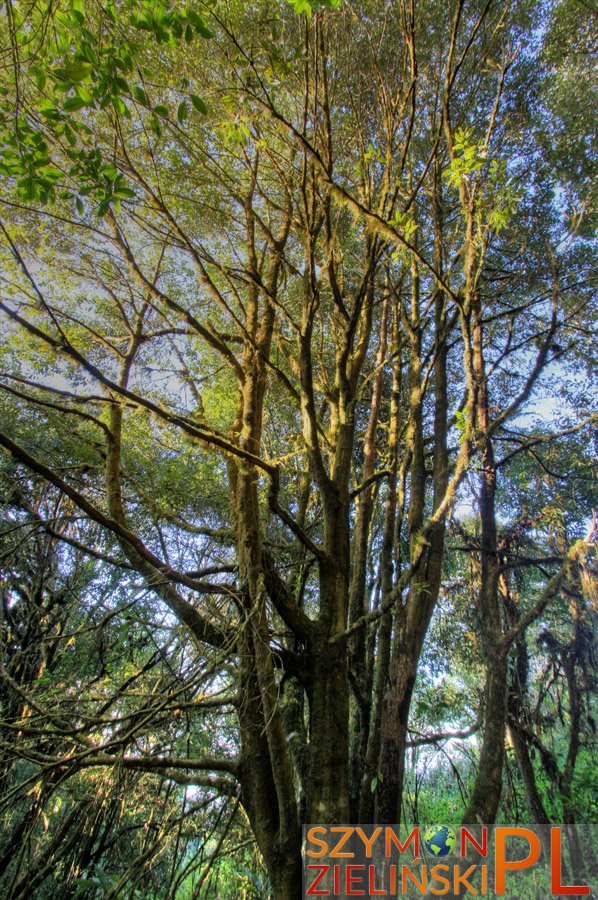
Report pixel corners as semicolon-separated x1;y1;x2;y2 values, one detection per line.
0;2;591;897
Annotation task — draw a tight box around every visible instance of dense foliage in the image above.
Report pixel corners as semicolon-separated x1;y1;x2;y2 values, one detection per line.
0;0;596;896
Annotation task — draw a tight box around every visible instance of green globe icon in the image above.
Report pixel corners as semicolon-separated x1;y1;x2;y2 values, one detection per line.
423;825;456;858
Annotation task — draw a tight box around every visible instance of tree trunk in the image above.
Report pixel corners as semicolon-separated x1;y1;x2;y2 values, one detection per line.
462;293;506;824
348;295;389;820
508;720;551;824
463;649;508;822
307;531;352;823
375;649;417;823
307;637;350;823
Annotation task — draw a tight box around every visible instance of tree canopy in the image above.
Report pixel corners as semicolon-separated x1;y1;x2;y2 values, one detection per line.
0;0;596;896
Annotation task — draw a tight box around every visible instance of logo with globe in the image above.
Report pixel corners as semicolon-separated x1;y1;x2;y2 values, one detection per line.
423;825;457;858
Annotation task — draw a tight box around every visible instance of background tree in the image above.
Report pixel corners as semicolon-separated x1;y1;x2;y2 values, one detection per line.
0;0;595;896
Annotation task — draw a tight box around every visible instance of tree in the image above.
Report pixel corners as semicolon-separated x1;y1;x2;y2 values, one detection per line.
0;0;595;896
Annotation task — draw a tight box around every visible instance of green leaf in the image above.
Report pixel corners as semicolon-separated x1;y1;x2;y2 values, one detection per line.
117;53;134;74
70;0;85;23
39;166;62;180
188;10;212;37
370;772;383;793
134;15;153;30
154;104;169;118
177;100;188;124
17;176;37;200
63;60;93;82
112;96;126;116
99;162;118;179
64;123;77;146
132;86;149;106
190;93;207;114
287;0;313;16
75;84;94;105
113;75;130;94
63;97;87;111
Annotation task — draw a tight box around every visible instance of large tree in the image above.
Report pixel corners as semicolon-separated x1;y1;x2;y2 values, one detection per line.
0;0;595;895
